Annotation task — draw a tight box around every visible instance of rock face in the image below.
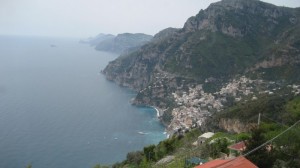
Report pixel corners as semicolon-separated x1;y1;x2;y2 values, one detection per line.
218;118;255;133
183;0;289;34
103;0;300;131
95;33;153;54
155;155;175;165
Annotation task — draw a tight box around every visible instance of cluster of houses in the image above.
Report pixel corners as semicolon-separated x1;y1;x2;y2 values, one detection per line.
166;76;287;134
167;76;262;134
168;85;222;133
289;84;300;95
147;74;295;167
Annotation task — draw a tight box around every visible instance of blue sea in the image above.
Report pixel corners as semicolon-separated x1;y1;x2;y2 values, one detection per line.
0;35;166;168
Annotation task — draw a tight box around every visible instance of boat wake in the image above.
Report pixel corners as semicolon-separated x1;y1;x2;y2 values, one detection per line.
138;131;149;135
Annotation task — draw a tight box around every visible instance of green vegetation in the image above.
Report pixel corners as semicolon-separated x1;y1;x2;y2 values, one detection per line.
214;95;300;167
216;93;299;124
245;123;300;168
109;129;201;168
164;31;262;80
161;2;299;82
286;96;300;119
210;132;250;142
101;128;255;167
202;81;224;93
254;65;300;83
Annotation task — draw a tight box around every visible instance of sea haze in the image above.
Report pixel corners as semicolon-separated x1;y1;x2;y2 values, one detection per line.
0;36;165;168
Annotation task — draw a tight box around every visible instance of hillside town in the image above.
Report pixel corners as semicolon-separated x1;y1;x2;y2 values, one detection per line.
167;76;299;134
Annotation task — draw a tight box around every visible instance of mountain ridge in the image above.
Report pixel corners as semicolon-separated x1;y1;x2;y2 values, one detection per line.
103;0;300;132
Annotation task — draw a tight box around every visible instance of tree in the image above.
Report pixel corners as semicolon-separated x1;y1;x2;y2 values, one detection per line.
139;157;150;168
143;145;156;161
126;151;144;165
245;128;277;168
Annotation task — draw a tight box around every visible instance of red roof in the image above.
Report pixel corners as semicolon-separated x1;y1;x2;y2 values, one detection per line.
228;141;246;151
194;160;228;168
195;156;258;168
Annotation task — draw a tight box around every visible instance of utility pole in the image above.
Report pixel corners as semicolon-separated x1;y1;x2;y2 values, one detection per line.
258;113;261;126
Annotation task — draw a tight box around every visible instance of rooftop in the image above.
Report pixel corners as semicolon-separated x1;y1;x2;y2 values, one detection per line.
194;156;258;168
199;132;215;139
228;141;246;151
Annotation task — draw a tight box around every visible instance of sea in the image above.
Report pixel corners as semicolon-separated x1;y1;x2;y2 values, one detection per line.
0;35;166;168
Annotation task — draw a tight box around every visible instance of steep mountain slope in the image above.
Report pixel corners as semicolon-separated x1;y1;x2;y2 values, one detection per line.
95;33;153;54
103;0;300;129
104;0;299;88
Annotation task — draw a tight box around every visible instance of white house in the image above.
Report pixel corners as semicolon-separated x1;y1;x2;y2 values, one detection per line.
197;132;215;145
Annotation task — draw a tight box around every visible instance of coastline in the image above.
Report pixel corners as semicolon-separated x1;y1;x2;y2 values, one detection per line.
103;71;169;138
150;106;171;138
151;106;161;117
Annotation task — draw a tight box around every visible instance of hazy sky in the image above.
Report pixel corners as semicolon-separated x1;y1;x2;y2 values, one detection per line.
0;0;299;38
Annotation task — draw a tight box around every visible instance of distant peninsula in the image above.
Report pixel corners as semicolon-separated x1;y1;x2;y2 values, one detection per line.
82;33;153;54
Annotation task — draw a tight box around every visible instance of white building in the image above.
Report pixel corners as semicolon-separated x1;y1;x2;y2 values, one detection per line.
197;132;215;145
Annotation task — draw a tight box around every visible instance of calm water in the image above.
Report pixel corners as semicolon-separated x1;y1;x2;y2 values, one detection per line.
0;36;165;168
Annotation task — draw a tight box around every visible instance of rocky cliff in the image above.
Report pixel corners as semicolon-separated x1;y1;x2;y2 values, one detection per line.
218;118;255;133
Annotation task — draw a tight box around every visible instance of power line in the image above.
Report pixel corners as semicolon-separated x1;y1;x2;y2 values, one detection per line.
260;114;287;127
211;119;300;167
185;115;298;166
243;119;300;157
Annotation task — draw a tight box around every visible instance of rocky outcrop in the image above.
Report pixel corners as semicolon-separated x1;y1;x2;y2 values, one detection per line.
183;0;295;38
155;155;175;165
103;45;163;90
218;118;256;133
152;27;179;43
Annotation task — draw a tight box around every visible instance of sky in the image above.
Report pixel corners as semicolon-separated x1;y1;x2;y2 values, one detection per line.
0;0;300;38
